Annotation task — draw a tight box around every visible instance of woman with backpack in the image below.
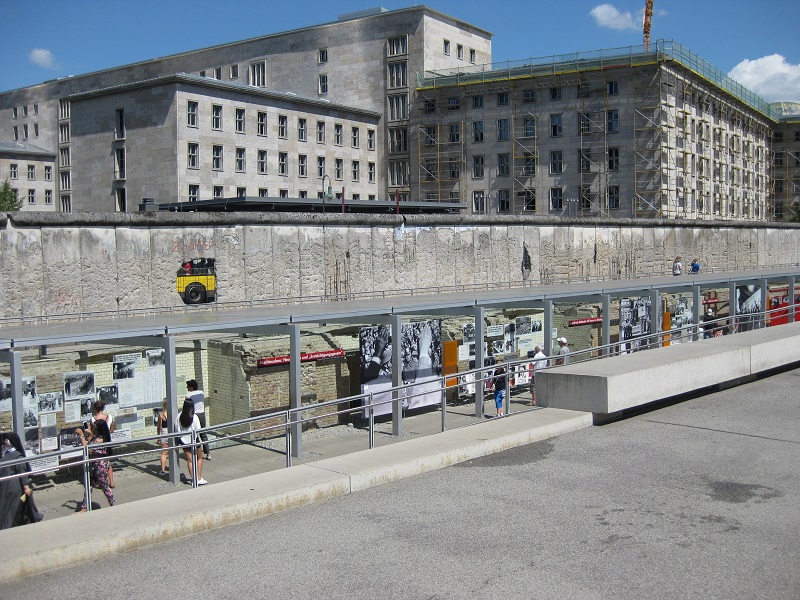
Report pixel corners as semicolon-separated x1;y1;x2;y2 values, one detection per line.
175;399;206;486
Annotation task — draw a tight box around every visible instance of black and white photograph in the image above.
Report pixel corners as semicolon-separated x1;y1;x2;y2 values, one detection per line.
503;323;516;354
400;319;443;385
736;285;761;331
37;391;64;414
64;371;95;399
80;396;95;418
146;348;165;367
492;340;505;355
462;322;475;344
359;324;396;416
0;379;11;412
113;359;137;380
23;409;38;428
22;377;37;410
23;427;40;455
620;297;652;353
670;295;695;343
97;384;120;406
515;315;532;336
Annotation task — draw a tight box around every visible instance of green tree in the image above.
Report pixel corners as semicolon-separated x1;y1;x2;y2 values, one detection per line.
0;179;23;211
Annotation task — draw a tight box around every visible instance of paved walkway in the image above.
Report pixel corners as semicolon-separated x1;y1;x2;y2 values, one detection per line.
0;393;592;583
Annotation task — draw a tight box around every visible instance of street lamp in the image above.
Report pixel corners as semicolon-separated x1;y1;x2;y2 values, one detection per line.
321;175;333;213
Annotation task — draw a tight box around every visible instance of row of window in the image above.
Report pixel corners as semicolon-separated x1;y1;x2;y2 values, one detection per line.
773;130;800;143
470;186;622;213
441;39;477;64
7;188;53;205
186;185;377;202
10;104;38;119
11;123;39;141
187;143;377;181
185;101;376;147
426;83;620;113
7;164;52;181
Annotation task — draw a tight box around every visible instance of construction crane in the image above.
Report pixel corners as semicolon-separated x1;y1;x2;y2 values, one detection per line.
643;0;654;51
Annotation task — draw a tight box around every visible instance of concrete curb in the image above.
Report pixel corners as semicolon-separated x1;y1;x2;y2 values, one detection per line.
0;408;591;583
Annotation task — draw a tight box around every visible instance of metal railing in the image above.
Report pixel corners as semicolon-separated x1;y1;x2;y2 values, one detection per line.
0;300;794;510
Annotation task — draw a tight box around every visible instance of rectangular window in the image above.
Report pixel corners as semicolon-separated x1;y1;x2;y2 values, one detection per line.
114;148;125;179
188;185;199;202
352;127;359;148
580;185;591;210
235;108;245;133
498;153;510;176
368;162;376;183
469;48;476;63
278;152;288;176
472;95;483;109
258;150;267;174
335;158;343;180
523;89;535;103
473;121;484;142
497;118;509;141
550;187;563;210
59;99;70;119
607;147;620;170
213;186;223;199
59;123;70;143
115;108;125;139
236;187;246;198
607;80;619;95
423;126;437;145
236;147;246;172
388;94;408;120
34;123;38;137
498;189;510;213
12;126;18;141
352;160;360;181
44;165;52;181
278;115;287;138
607;109;619;133
258;188;268;198
298;118;307;141
580;113;591;134
298;154;307;177
188;143;199;169
257;111;267;136
773;152;784;167
317;157;326;177
388;62;408;87
523;117;536;138
60;194;71;212
204;147;222;176
60;148;70;167
212;105;222;130
368;129;375;150
473;191;485;213
319;74;328;94
550;87;562;101
424;99;437;114
27;190;35;204
388;36;407;56
580;148;591;173
334;124;343;145
448;97;461;111
443;39;450;55
11;107;17;119
607;185;620;209
457;44;464;60
45;189;52;204
522;152;536;176
317;121;325;143
23;124;28;139
520;190;536;211
473;155;485;178
60;172;70;190
550;150;563;174
214;67;222;80
449;123;461;143
319;48;328;63
550;114;562;137
449;158;461;179
279;189;289;198
250;61;266;86
9;164;17;179
389;161;409;186
497;92;509;106
389;127;408;153
27;165;35;180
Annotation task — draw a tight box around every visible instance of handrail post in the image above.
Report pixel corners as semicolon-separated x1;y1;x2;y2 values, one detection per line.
368;393;375;449
82;445;92;511
190;442;198;488
440;377;447;432
285;410;293;468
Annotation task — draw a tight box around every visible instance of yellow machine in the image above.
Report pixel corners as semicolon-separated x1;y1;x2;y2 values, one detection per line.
176;258;217;304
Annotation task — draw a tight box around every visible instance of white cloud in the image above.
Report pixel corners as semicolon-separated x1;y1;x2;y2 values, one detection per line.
589;3;638;31
728;54;800;103
28;48;58;69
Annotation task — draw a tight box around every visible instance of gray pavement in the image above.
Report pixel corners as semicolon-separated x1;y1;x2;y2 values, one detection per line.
3;367;799;598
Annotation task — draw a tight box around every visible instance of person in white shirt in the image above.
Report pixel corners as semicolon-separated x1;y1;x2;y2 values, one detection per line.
186;379;210;460
556;337;570;365
528;345;548;406
175;399;206;485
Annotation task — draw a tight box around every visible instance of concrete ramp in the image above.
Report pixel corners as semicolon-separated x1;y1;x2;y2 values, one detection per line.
537;322;800;417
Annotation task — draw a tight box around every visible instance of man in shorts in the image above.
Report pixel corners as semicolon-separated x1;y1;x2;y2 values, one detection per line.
528;345;548;406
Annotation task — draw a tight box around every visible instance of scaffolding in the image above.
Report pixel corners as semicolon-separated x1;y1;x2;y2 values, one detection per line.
511;89;538;213
416;90;465;206
578;72;610;215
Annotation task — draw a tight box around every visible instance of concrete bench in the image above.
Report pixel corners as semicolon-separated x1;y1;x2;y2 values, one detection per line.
536;321;800;419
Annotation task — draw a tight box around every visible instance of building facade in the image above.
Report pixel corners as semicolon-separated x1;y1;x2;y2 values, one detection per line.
0;142;56;211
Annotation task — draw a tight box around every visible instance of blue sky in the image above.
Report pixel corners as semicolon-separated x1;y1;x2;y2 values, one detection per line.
2;0;799;101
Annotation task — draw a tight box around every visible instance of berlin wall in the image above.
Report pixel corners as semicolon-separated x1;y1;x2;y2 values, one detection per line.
1;211;798;320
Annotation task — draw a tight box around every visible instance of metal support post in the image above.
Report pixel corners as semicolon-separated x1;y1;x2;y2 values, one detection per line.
790;276;797;323
729;281;738;334
471;305;485;419
0;350;24;436
543;300;554;358
650;289;660;348
601;295;611;355
162;336;180;485
391;314;403;437
289;324;302;457
692;284;702;341
759;279;768;328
